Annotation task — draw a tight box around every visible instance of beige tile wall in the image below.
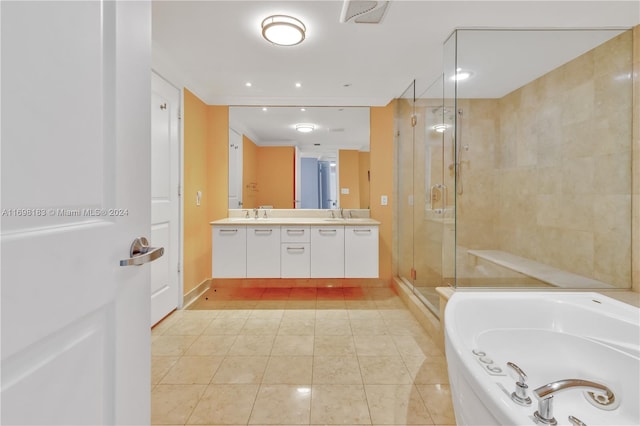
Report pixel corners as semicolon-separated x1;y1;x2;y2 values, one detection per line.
457;30;635;289
633;25;639;293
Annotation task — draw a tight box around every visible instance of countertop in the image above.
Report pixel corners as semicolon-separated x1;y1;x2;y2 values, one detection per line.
210;217;380;226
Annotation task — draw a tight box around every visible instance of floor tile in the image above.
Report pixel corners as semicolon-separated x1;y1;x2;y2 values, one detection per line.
187;384;259;425
310;385;371;424
315;309;349;320
163;317;213;336
151;384;206;425
160;356;224;385
392;335;443;358
312;356;363;385
263;356;313;384
278;317;315;335
403;356;450;385
184;335;237;357
151;356;179;385
203;317;247;335
152;335;198;357
271;334;314;356
358;356;413;384
211;356;268;384
228;334;275;355
416;384;456;425
240;318;281;335
315;318;352;335
353;335;399;356
313;335;356;357
365;384;434;425
248;384;311;424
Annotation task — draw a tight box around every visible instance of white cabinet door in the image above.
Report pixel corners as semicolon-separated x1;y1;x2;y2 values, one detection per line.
281;243;311;278
310;226;345;278
345;226;379;278
247;226;281;278
212;226;246;278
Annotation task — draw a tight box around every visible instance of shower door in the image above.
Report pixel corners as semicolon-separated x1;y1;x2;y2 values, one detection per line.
397;78;453;318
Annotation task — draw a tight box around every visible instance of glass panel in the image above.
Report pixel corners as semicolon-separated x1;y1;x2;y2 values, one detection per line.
453;29;633;290
412;76;449;315
396;81;416;293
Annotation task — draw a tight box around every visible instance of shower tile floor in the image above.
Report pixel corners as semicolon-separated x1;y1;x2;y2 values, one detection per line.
151;286;455;425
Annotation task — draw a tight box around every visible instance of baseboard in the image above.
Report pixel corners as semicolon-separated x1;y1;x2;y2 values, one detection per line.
209;278;391;288
182;278;211;309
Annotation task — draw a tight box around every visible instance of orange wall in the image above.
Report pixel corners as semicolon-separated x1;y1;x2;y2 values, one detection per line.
338;149;361;208
183;88;228;296
242;135;258;209
359;151;370;209
370;102;395;282
256;146;295;208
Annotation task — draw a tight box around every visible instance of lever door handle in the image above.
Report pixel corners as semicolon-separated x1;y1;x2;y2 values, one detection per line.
119;236;164;266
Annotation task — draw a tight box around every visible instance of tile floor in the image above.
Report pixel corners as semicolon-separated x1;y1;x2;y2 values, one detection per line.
151;286;456;425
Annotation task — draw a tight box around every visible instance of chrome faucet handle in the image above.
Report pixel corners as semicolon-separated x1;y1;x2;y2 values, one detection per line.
506;362;532;406
568;415;587;426
533;379;616;426
244;210;250;218
263;209;268;218
330;210;335;218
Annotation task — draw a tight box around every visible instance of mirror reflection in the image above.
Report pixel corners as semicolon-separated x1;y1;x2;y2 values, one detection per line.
229;106;370;209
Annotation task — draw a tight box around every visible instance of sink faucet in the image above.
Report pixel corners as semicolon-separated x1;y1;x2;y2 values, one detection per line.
263;209;268;219
533;379;616;425
330;210;336;219
244;210;250;218
253;208;259;219
340;207;344;219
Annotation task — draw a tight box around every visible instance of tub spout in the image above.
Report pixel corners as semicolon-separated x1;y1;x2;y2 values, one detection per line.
533;379;615;425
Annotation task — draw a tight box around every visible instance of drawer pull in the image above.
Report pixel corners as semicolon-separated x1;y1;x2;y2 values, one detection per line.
254;229;273;234
286;246;305;252
353;229;372;233
286;229;305;234
219;229;238;233
319;229;337;233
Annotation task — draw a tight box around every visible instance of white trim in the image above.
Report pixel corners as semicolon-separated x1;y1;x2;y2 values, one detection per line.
182;279;211;309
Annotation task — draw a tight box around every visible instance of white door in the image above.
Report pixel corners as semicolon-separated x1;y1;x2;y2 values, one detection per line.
151;73;181;326
1;2;152;424
228;128;243;208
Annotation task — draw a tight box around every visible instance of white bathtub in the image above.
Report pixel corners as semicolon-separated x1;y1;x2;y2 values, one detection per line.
445;292;640;425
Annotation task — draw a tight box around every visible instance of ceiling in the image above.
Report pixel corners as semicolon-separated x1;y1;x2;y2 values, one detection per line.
152;1;638;148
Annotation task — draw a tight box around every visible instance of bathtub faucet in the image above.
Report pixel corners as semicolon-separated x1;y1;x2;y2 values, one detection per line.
533;379;616;425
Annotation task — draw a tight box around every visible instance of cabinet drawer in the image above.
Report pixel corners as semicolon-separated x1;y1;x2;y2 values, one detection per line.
281;226;310;243
281;243;310;278
310;226;345;278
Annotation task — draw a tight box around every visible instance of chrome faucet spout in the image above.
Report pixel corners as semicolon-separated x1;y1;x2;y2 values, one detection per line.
533;379;615;425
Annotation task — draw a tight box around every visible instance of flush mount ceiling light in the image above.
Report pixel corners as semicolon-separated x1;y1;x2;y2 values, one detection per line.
261;15;306;46
295;123;315;133
451;68;473;81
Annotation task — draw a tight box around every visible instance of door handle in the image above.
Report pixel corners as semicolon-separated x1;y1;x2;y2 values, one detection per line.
119;237;164;266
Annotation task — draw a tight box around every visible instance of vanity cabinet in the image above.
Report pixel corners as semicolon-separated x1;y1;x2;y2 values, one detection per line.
211;220;378;279
246;226;280;278
345;225;379;278
280;226;310;278
212;226;247;278
310;226;345;278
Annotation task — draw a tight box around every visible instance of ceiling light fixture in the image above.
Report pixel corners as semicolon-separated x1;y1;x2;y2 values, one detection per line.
245;82;252;87
295;82;302;88
295;123;315;133
261;15;306;46
451;68;473;81
432;123;450;133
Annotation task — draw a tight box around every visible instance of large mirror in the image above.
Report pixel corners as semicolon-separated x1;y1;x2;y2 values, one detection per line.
229;106;370;209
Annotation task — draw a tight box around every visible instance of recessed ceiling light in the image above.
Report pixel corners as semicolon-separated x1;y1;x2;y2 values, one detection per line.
343;83;352;87
261;15;306;46
262;107;268;111
295;123;315;133
432;123;450;133
300;108;306;112
451;68;473;81
295;82;302;88
245;82;252;87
